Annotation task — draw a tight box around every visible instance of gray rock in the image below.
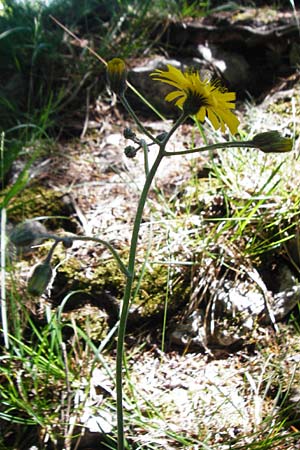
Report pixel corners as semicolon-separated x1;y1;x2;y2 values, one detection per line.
127;49;250;116
197;44;251;91
128;57;205;115
171;263;300;350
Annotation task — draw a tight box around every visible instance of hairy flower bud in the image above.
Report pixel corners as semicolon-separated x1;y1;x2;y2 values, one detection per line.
62;237;73;249
28;263;53;296
10;221;47;247
123;127;136;140
252;131;293;153
106;58;127;96
156;132;168;143
124;145;138;158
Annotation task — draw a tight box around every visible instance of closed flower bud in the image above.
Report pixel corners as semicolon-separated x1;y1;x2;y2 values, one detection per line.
123;127;136;140
62;237;73;249
106;58;127;96
28;263;53;296
124;145;138;158
252;131;293;153
156;132;168;142
10;221;47;247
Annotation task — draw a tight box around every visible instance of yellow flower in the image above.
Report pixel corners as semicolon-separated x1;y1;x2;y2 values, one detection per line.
150;64;240;134
106;58;127;95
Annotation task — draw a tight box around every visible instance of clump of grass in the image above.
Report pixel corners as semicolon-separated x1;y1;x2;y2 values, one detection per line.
0;280;118;449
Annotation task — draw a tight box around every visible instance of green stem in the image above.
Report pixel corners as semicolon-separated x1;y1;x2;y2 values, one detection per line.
116;149;164;450
163;140;259;156
140;139;149;176
116;111;188;450
194;116;208;145
45;240;60;263
40;233;130;278
161;112;188;146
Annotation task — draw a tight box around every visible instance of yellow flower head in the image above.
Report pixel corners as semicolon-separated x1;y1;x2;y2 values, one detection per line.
106;58;127;95
150;64;240;134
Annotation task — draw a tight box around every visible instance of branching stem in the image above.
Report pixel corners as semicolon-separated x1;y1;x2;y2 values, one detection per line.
115;110;187;450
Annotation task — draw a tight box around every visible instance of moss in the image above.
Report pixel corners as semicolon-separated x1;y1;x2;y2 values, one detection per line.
3;184;76;230
131;263;191;317
232;7;278;24
54;256;126;297
53;251;191;320
62;306;110;342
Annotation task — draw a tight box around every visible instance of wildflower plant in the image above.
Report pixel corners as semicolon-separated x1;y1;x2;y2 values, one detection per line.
106;58;293;450
8;58;293;449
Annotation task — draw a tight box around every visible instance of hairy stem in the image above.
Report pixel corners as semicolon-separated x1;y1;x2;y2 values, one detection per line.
68;235;130;277
115;107;187;449
163;140;260;156
116;150;164;449
121;95;159;144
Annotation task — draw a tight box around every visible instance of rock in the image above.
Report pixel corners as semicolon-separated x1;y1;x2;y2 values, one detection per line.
128;54;246;115
128;57;186;115
170;262;300;351
271;285;300;322
289;42;300;68
197;44;251;91
154;11;299;98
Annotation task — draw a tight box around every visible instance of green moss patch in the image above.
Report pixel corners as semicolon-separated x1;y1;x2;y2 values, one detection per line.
4;184;76;230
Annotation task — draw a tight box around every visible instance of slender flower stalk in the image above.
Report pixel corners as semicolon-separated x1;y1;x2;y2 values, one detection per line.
68;235;131;277
115;109;187;450
120;94;160;144
163;133;293;157
116;149;164;449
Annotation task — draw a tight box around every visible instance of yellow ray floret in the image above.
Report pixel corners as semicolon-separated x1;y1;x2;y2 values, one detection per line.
150;65;240;134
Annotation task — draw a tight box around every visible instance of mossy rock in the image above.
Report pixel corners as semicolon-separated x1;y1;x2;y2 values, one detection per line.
52;249;191;322
3;184;77;231
232;7;278;24
131;263;191;318
61;305;110;343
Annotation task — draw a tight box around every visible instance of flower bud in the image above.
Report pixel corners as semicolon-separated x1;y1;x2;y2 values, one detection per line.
123;127;136;140
252;131;293;153
28;263;53;296
10;221;47;247
106;58;127;96
156;132;168;143
124;145;138;158
62;237;73;249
